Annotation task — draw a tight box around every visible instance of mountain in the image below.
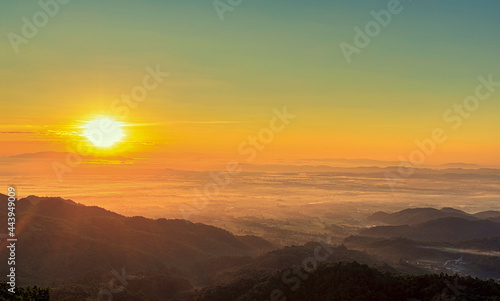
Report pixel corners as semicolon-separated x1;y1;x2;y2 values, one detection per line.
455;236;500;252
473;210;500;220
344;235;500;280
360;217;500;242
0;194;274;298
4;194;500;300
0;193;420;300
368;207;477;225
437;162;482;168
176;262;500;301
344;236;450;260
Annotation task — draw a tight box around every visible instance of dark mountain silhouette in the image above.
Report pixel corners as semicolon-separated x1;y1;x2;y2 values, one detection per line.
0;193;418;300
344;235;500;280
360;217;500;242
0;194;274;292
455;236;500;252
176;262;500;301
473;210;500;220
368;207;477;225
3;194;500;300
344;236;449;260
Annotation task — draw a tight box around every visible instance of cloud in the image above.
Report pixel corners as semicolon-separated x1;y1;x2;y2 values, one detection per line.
2;152;134;163
172;121;246;124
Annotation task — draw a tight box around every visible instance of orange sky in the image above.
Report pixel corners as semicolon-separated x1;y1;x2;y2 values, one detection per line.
2;1;500;173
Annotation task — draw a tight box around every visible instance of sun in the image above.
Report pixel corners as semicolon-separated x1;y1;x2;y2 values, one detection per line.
82;118;125;147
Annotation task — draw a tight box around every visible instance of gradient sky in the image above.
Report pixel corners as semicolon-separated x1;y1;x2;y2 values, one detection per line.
2;0;500;168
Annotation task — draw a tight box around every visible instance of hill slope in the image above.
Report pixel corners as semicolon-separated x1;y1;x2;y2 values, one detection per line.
177;262;500;301
368;207;476;225
360;217;500;242
0;194;274;290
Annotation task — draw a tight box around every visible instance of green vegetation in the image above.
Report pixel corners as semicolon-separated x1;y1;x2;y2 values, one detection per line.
0;283;49;301
184;262;500;301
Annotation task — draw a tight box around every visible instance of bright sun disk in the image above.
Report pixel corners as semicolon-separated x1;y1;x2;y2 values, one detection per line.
82;118;125;147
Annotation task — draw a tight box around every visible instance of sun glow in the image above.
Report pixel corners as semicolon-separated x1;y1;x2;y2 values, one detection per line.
82;118;125;148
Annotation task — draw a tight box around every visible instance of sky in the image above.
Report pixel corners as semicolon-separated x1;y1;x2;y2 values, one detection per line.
1;0;500;170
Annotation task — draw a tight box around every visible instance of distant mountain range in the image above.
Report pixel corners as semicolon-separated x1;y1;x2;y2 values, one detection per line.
344;235;500;280
0;194;405;300
349;207;500;280
361;217;500;242
368;207;500;225
241;163;500;174
365;207;500;242
1;194;391;299
2;194;500;300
